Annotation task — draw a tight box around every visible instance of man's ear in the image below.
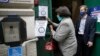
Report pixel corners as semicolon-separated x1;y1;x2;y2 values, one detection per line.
85;8;88;12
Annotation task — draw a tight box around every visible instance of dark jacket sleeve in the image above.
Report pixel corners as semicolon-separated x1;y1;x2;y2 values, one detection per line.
74;19;80;37
89;18;96;42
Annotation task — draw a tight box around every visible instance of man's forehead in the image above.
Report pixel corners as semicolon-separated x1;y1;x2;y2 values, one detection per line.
80;7;85;10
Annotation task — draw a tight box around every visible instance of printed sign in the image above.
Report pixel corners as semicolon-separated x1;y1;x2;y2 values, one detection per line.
97;14;100;22
39;6;48;17
35;20;48;37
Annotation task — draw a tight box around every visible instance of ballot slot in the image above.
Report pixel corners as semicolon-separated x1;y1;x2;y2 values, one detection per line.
2;22;20;42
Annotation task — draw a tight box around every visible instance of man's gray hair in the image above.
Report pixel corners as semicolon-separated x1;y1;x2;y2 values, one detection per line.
80;5;88;11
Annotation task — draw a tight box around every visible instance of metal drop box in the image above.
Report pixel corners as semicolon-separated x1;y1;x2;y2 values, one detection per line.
0;15;27;44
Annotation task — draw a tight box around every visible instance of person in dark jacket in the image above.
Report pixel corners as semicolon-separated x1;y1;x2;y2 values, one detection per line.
75;5;96;56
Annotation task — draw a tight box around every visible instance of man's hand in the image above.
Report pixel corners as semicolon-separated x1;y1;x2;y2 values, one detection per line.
87;41;93;47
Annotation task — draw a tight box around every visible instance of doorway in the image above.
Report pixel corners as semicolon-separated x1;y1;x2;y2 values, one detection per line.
52;0;84;23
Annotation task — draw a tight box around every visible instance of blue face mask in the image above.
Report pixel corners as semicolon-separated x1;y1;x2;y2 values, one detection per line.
57;15;63;22
80;12;85;16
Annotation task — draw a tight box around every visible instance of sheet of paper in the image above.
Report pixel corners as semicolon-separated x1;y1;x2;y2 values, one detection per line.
97;13;100;22
39;6;48;17
35;20;48;37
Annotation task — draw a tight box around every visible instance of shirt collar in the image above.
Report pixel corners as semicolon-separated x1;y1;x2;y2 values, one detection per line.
82;14;87;19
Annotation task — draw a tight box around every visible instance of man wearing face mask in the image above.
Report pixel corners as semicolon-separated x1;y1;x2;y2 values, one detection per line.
75;5;96;56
